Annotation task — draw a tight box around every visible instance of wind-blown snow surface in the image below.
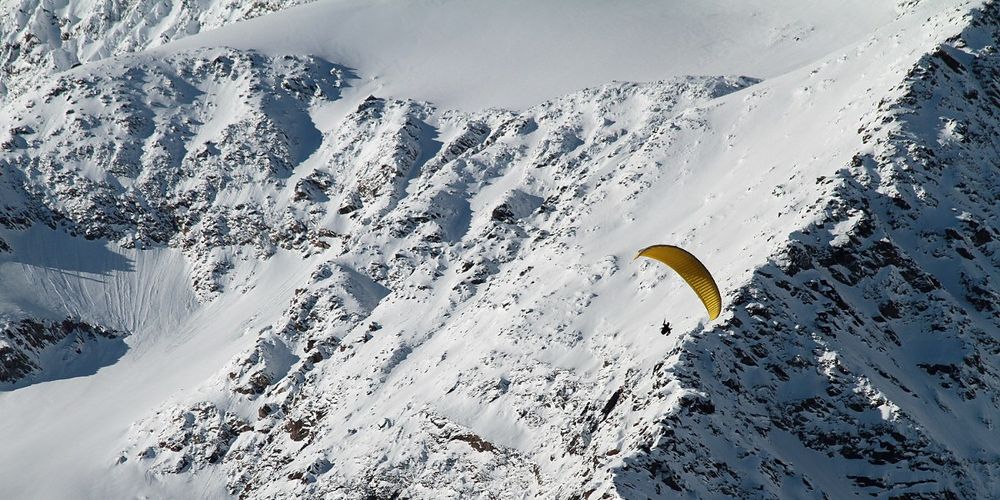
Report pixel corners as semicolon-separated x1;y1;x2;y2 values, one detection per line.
161;0;901;110
1;0;998;498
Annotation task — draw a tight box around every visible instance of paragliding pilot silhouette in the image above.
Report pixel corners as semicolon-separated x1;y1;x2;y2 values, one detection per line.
660;320;672;335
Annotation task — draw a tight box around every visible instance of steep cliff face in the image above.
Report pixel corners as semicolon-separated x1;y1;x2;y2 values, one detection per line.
614;5;1000;498
0;0;997;499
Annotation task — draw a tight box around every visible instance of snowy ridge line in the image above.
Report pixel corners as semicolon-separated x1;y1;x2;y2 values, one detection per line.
607;2;1000;497
0;0;315;101
0;68;753;300
145;0;912;111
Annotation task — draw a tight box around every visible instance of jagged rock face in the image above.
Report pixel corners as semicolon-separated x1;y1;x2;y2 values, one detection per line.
0;0;314;99
108;75;761;499
610;4;1000;498
0;47;352;297
0;62;753;304
0;317;127;388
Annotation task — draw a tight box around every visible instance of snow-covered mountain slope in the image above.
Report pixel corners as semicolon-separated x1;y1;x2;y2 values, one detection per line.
162;0;905;110
1;0;998;498
614;5;1000;496
0;0;314;99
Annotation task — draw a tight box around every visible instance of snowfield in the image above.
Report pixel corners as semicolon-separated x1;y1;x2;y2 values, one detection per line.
1;0;999;498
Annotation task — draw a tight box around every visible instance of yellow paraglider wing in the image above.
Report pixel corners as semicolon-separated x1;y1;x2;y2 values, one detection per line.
635;245;722;320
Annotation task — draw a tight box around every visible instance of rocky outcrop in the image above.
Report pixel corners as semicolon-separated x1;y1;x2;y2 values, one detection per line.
123;402;251;474
0;317;127;388
0;47;354;298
